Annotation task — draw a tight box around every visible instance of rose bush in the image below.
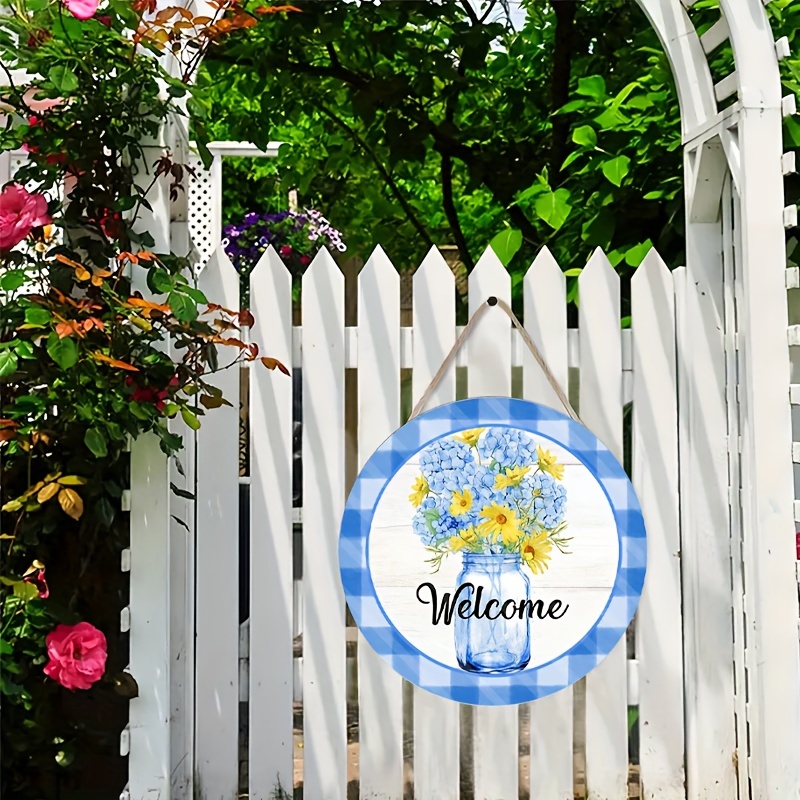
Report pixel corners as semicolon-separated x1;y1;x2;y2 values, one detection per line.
0;0;295;794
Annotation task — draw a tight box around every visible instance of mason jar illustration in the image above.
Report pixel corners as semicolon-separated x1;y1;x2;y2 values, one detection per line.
454;552;531;673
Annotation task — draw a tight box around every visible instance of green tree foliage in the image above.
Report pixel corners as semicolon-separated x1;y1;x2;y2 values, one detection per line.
199;0;800;293
198;0;685;282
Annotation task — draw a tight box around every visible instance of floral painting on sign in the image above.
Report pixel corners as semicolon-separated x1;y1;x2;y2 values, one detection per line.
367;425;620;675
408;427;572;673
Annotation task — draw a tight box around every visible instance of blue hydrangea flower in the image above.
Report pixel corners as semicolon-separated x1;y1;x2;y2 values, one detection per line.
419;438;475;495
477;427;538;468
412;496;462;546
527;472;566;528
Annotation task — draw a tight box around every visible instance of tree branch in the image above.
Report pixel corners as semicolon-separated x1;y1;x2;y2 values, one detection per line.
438;52;475;269
479;0;500;23
326;42;341;70
440;152;474;271
209;48;472;161
207;47;372;91
284;58;369;89
503;200;542;249
209;39;541;248
316;103;435;250
458;0;480;25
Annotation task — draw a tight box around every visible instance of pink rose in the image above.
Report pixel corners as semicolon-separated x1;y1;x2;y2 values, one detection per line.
44;622;107;691
63;0;99;20
0;184;51;250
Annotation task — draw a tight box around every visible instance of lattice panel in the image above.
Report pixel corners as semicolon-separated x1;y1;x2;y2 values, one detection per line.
188;154;218;268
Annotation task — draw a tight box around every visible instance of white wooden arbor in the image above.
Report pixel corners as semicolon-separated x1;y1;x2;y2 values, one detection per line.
636;1;800;797
121;1;800;799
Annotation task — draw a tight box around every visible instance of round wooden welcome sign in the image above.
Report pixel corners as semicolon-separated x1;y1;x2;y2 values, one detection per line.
339;398;646;705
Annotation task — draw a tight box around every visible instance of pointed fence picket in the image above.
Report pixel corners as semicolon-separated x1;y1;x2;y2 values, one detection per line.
632;252;684;799
465;251;519;800
301;249;348;799
681;221;738;799
128;242;710;800
357;246;405;799
249;248;294;798
411;248;461;800
579;249;628;800
524;248;574;800
195;249;241;799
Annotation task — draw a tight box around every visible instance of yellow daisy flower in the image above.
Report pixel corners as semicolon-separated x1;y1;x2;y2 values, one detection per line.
478;503;522;545
450;488;473;517
449;536;466;552
520;531;553;575
494;465;531;490
462;525;479;543
449;526;479;551
454;428;485;447
537;445;564;480
409;474;429;507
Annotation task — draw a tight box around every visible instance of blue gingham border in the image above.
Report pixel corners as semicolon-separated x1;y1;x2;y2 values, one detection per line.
339;397;647;706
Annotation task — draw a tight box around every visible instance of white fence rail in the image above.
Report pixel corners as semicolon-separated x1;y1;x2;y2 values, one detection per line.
127;241;742;800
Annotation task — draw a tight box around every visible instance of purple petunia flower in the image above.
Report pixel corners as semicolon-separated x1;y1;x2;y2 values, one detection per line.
223;207;347;277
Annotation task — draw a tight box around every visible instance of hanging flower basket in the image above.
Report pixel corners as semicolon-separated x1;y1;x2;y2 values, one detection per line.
223;208;347;282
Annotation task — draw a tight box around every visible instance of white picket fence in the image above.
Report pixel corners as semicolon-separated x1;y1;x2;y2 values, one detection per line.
3;0;800;791
125;237;735;800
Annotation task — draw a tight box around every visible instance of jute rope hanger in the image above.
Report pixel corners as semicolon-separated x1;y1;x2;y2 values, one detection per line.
409;295;580;423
